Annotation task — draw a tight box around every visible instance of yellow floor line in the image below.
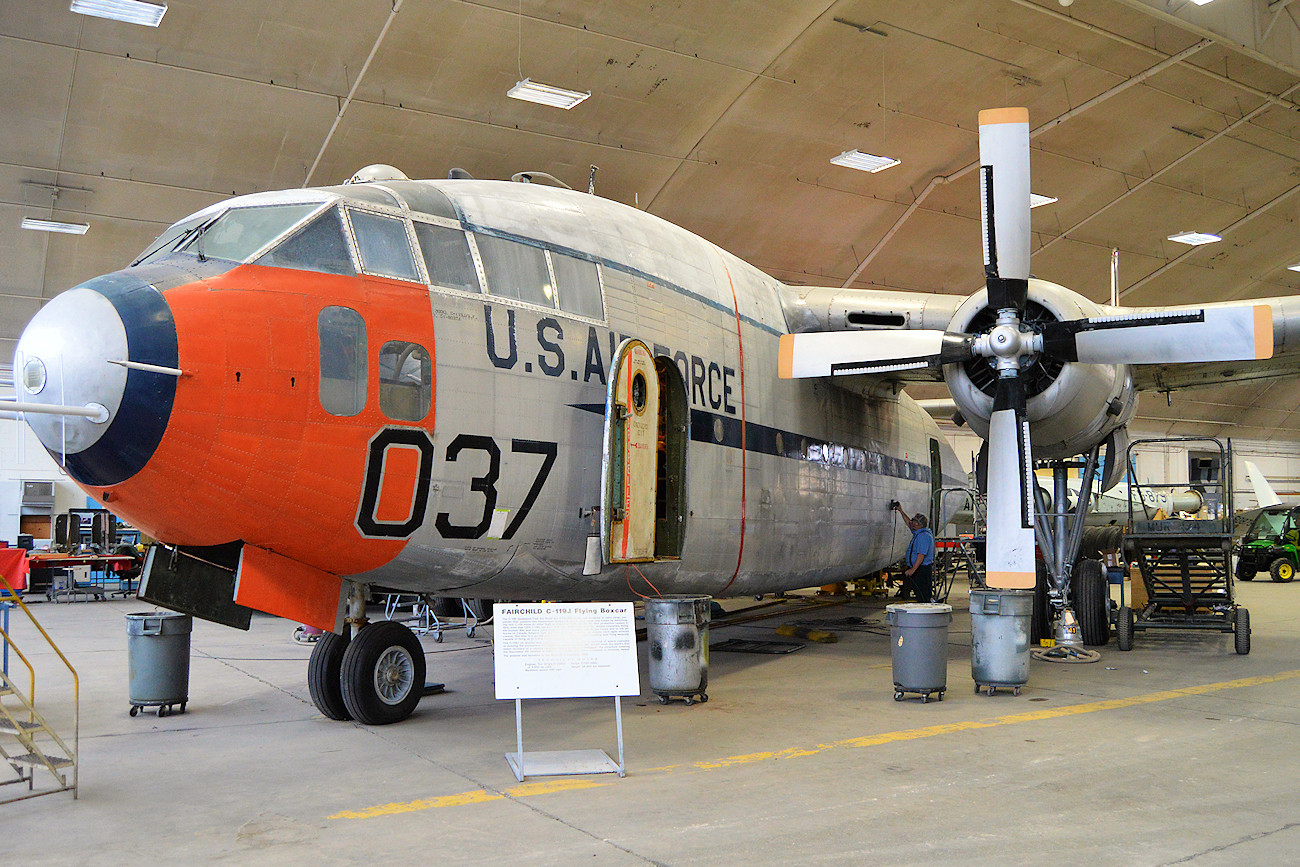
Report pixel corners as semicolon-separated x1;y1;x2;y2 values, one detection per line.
332;668;1300;820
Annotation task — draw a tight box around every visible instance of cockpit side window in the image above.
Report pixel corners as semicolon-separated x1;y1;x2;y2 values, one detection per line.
379;341;432;422
348;209;420;282
178;203;320;263
255;207;356;276
412;222;479;294
318;306;367;417
475;233;554;309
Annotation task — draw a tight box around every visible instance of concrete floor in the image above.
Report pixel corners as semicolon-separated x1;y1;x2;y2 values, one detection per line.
3;579;1300;866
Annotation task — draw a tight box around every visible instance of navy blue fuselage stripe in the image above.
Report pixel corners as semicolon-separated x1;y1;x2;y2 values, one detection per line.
63;271;179;488
569;403;931;484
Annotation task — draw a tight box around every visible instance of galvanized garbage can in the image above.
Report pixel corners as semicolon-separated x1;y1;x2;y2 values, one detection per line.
970;589;1034;696
645;595;710;705
885;602;952;703
126;611;192;717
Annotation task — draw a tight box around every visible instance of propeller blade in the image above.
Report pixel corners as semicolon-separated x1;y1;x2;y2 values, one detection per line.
984;376;1037;589
1040;304;1273;364
777;331;971;379
979;107;1031;313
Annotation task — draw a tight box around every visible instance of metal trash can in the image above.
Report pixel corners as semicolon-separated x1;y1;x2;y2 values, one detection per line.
885;602;952;703
126;611;192;717
645;595;710;705
970;589;1034;696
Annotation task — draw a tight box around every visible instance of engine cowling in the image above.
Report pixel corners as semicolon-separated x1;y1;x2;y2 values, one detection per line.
943;279;1138;461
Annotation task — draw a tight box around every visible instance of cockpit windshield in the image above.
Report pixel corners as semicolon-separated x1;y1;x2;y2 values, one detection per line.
133;202;324;267
177;203;321;263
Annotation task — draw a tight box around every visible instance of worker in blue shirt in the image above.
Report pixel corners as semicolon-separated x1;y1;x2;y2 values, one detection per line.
892;502;936;603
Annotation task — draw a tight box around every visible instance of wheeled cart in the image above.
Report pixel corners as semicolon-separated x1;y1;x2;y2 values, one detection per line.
1118;438;1250;655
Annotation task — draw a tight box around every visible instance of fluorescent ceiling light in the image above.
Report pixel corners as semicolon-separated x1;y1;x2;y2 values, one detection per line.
21;217;90;235
1189;0;1215;5
70;0;166;26
507;78;590;110
1288;264;1300;273
830;150;901;173
1030;193;1058;208
1167;231;1221;246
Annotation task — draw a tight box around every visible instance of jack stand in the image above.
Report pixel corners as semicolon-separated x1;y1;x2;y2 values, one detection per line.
1032;606;1101;663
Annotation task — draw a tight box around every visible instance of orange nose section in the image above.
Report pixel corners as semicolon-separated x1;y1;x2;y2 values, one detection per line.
86;264;437;577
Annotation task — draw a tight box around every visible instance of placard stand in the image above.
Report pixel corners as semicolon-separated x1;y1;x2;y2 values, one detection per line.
494;602;639;782
505;696;626;782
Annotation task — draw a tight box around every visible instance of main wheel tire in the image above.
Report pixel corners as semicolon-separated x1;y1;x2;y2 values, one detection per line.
1074;559;1110;647
1269;558;1295;583
1234;607;1251;655
1116;606;1134;651
308;631;352;721
341;620;426;725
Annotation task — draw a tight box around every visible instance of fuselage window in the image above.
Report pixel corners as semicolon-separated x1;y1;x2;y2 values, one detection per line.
551;252;604;320
379;341;432;422
475;233;554;308
413;222;479;294
349;209;420;282
318;306;367;417
255;207;356;276
177;203;320;263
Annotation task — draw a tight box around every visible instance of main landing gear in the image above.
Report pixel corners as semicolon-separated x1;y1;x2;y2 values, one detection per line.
307;620;427;725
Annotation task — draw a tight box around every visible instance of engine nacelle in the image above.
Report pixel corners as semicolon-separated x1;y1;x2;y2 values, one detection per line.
943;279;1138;461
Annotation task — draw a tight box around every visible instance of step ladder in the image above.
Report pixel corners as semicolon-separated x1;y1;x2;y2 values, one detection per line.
0;575;78;804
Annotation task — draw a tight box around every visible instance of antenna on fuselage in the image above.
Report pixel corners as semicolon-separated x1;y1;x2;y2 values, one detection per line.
448;168;474;179
588;165;598;195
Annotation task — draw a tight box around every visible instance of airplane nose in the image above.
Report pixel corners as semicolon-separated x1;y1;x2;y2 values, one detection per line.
13;271;179;487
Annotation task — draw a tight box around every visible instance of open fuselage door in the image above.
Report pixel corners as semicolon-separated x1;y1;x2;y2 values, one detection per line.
604;340;659;563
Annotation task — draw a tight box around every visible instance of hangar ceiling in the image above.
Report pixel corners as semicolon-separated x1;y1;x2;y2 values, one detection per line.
3;0;1300;439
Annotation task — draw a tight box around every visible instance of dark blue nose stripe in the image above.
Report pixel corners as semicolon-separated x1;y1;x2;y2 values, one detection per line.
64;271;179;488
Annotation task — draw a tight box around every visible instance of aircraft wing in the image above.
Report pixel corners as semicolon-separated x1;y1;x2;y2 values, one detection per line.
779;285;1300;393
1118;296;1300;393
777;285;965;383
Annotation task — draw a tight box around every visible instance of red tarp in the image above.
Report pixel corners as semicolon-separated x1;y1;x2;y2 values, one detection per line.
0;548;29;593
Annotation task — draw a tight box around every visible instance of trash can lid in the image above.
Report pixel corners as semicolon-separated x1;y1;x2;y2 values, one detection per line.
885;603;953;614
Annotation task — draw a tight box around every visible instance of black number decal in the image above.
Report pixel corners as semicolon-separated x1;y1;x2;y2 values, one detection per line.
434;434;501;540
356;428;435;538
503;439;558;539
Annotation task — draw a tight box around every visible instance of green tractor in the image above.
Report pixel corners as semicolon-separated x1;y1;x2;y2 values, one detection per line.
1234;505;1300;583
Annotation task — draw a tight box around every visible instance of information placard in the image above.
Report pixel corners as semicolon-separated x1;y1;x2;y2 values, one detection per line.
494;602;640;699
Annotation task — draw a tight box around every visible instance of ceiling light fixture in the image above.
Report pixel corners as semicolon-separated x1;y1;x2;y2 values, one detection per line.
1188;0;1215;5
830;150;900;173
1167;231;1221;246
70;0;167;27
21;217;90;235
1030;194;1058;208
1288;264;1300;273
507;78;590;110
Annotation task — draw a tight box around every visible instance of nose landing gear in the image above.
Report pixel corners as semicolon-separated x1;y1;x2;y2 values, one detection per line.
306;619;428;725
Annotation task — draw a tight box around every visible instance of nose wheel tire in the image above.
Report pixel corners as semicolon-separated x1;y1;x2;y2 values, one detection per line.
340;620;426;725
307;631;352;721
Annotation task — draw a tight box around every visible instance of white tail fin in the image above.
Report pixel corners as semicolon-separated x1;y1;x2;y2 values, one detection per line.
1244;461;1283;509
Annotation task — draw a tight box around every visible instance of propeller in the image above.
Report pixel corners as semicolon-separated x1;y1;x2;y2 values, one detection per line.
779;106;1275;590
